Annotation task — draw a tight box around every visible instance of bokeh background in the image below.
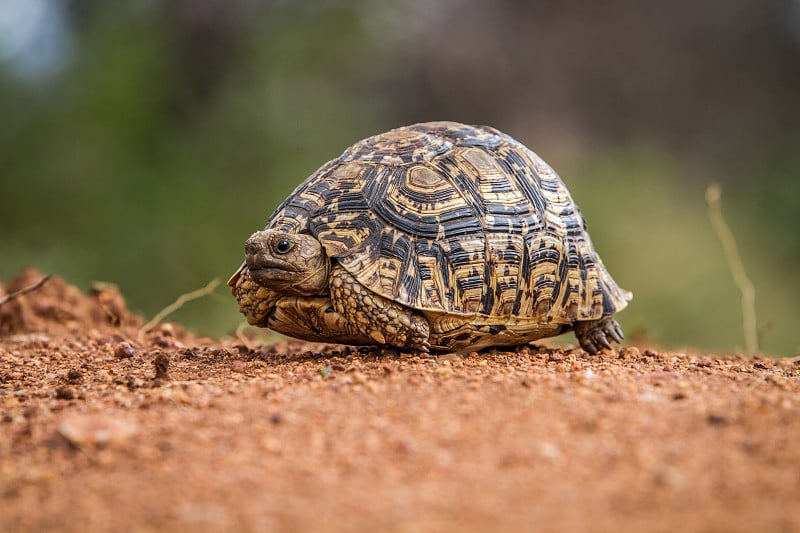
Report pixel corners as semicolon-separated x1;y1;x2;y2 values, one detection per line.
1;0;798;355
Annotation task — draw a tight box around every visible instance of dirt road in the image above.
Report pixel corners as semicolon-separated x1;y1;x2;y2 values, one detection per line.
2;269;799;532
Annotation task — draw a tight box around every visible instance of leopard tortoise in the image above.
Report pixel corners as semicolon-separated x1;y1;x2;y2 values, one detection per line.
229;121;631;353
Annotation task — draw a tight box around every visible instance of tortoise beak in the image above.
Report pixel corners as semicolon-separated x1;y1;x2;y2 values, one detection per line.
246;256;300;273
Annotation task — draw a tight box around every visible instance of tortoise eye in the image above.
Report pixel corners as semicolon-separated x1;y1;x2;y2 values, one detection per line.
275;239;292;254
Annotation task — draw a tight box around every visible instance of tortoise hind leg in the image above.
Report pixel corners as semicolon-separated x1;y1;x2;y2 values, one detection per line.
329;264;431;352
574;317;624;354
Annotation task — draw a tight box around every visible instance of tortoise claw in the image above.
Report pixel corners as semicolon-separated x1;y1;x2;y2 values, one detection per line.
582;339;598;355
575;317;625;355
597;333;613;351
608;322;624;344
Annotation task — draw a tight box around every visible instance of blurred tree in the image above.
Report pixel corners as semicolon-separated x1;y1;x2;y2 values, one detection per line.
1;0;797;354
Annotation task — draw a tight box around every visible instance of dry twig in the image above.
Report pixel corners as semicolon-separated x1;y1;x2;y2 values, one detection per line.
705;184;758;354
0;275;51;306
234;322;252;347
138;278;220;341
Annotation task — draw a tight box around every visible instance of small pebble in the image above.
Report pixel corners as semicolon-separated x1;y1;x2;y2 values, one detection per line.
707;413;729;426
153;352;170;380
66;369;83;385
58;413;138;447
54;386;74;400
435;366;453;378
619;347;640;358
114;342;135;359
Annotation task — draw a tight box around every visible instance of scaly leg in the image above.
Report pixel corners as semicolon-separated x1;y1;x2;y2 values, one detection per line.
231;265;372;345
329;264;431;352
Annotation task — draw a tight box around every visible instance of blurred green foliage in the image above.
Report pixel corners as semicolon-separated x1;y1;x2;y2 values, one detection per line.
1;1;798;355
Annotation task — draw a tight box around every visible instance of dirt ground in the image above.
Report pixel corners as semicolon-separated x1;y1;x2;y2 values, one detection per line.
1;268;799;533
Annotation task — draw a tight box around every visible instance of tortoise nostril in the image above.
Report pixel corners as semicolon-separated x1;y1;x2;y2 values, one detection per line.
245;238;263;256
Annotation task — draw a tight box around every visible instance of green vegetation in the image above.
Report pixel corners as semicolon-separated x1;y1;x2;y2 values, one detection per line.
1;3;797;355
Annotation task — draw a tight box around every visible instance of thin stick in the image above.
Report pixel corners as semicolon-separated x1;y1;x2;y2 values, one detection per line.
234;322;252;347
138;278;220;340
705;184;758;354
0;275;51;306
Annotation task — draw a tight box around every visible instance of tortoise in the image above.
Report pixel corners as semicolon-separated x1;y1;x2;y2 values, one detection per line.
229;121;631;354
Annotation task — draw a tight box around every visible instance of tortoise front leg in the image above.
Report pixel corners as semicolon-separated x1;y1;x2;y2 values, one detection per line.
329;264;431;352
231;265;372;345
573;316;624;354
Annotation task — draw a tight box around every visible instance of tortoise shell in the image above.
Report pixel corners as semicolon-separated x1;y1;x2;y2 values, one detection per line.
265;121;630;327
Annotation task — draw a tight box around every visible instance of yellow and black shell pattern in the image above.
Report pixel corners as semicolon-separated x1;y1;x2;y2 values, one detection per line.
266;121;631;329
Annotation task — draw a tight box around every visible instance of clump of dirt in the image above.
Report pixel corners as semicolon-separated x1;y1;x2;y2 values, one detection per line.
0;267;138;337
0;267;196;348
1;268;799;532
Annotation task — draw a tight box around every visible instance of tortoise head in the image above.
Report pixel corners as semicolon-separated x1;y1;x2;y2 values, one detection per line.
243;230;330;296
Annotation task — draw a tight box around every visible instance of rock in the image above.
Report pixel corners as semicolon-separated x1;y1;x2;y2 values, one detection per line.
114;342;135;359
57;412;138;447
